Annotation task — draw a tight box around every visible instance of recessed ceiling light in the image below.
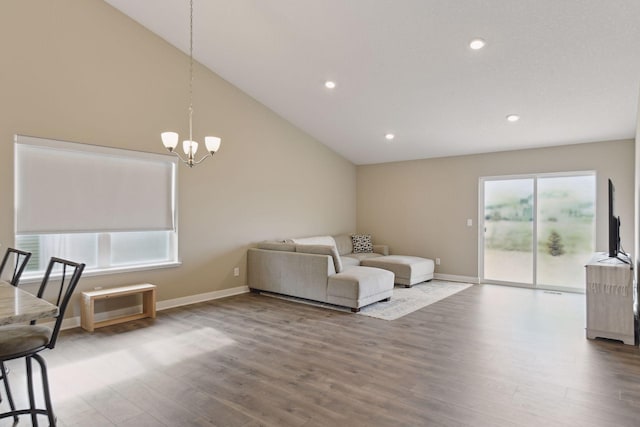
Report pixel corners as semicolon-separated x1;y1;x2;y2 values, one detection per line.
506;114;520;122
385;133;395;140
469;38;486;50
324;80;336;89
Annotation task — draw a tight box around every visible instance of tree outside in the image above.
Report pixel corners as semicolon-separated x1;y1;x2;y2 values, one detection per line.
546;230;565;256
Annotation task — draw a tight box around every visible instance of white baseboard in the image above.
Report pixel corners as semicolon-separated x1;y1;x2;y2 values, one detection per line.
156;285;250;311
434;273;480;284
61;285;250;331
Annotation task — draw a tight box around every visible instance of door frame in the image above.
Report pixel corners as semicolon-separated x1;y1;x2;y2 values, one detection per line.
478;171;596;294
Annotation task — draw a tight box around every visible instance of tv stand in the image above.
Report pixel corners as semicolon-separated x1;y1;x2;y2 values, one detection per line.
615;254;631;264
585;252;635;345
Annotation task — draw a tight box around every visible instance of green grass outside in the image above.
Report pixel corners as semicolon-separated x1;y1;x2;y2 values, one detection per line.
484;219;593;255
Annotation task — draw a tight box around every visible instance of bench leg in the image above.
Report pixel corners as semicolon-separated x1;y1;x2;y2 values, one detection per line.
81;297;95;332
143;289;156;319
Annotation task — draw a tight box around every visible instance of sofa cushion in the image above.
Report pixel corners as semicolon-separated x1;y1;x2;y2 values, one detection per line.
296;244;343;273
328;266;394;300
361;255;435;286
333;234;354;256
344;252;384;262
290;236;337;248
257;240;297;252
351;234;373;253
341;256;361;268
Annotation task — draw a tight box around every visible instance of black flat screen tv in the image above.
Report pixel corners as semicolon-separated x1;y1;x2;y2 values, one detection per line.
608;178;621;258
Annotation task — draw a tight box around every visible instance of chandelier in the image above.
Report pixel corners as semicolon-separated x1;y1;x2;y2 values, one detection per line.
161;0;221;168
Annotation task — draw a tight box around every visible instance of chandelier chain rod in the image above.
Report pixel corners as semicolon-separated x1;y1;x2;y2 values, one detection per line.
188;0;194;144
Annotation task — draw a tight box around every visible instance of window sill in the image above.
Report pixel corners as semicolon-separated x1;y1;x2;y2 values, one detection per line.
19;261;182;284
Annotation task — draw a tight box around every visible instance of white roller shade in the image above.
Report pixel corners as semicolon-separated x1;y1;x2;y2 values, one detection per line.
15;135;176;234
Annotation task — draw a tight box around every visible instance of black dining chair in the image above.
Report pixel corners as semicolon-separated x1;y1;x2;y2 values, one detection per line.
0;247;31;410
0;257;85;426
0;247;32;286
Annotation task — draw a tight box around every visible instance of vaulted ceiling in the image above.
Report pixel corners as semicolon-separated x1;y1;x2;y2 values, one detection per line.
105;0;640;165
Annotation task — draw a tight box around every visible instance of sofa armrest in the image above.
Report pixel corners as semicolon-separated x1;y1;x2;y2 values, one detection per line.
373;244;389;256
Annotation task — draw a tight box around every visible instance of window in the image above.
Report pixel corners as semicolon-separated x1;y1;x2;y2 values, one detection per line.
14;135;178;278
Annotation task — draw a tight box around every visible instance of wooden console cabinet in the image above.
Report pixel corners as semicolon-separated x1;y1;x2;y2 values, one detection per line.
585;253;635;345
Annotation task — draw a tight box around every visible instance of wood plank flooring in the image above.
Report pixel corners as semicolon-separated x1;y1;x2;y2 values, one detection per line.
2;283;640;426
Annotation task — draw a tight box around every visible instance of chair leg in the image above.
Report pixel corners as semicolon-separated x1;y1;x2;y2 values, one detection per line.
0;356;57;427
26;356;39;427
33;354;56;427
0;362;18;423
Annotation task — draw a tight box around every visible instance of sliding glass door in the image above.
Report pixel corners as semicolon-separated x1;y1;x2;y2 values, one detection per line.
536;175;596;290
481;173;595;291
483;179;534;284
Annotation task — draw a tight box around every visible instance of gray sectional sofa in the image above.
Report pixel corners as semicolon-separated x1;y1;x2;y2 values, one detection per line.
247;234;434;312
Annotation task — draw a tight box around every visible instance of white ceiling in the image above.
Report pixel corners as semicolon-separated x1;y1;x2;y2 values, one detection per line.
105;0;640;165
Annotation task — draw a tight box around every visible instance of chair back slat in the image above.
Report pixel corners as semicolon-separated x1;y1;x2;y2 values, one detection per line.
0;248;32;286
34;257;85;349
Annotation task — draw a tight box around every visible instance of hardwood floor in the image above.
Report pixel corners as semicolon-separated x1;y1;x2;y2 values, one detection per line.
2;284;640;426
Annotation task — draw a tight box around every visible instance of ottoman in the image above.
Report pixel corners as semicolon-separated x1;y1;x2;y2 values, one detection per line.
360;255;435;287
327;266;394;312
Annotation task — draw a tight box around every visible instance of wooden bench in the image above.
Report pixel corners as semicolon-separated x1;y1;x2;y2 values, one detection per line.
81;283;156;332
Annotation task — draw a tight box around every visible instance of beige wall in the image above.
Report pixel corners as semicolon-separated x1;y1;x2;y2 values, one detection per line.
0;0;356;312
357;140;634;279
